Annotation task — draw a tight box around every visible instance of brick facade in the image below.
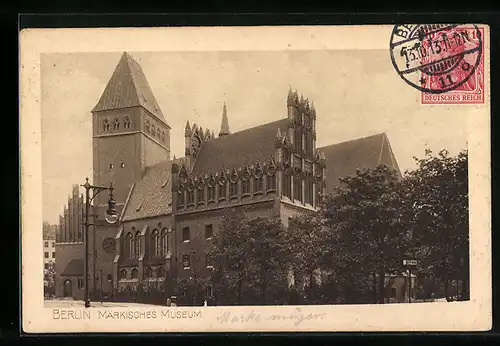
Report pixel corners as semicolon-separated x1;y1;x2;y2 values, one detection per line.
53;52;400;302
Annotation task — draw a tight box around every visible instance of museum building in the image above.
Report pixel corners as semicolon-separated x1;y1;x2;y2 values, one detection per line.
54;52;400;300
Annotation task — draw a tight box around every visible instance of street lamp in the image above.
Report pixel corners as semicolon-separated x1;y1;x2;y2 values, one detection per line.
403;259;418;303
81;177;117;308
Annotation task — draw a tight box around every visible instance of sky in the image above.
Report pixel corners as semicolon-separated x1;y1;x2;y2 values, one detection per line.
41;50;469;224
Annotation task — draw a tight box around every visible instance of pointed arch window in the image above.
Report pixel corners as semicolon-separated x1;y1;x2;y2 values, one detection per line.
119;269;127;279
161;228;168;256
145;119;150;133
134;231;141;258
207;179;216;202
267;173;276;191
151;229;160;256
283;172;292;197
103;119;110;131
293;175;302;202
157;127;161;139
186;183;195;205
145;267;153;278
124;116;131;129
151;124;156;137
113;118;120;130
126;232;134;258
161;131;166;143
131;268;138;279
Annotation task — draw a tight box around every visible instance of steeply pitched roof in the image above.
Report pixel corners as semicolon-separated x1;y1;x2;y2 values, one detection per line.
61;259;83;276
319;133;401;194
121;158;184;221
191;118;288;176
92;52;168;126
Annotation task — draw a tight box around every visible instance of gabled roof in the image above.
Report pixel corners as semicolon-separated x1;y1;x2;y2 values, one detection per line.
60;258;83;276
318;133;401;194
191;118;288;176
92;52;168;126
121;158;184;221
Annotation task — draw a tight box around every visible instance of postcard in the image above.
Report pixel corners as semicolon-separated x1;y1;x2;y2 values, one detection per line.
20;24;491;333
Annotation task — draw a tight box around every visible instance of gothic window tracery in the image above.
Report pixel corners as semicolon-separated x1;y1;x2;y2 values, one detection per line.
151;124;156;137
187;182;195;205
152;229;160;256
126;232;134;258
157;127;161;139
135;231;141;258
161;228;168;255
103;119;110;131
207;177;216;201
124;116;131;129
131;268;138;279
113;118;120;130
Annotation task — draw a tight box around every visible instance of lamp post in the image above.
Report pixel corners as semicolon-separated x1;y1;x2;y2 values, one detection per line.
82;178;118;308
403;259;418;303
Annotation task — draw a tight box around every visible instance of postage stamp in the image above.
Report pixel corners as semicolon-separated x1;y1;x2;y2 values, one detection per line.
390;24;485;104
20;25;491;333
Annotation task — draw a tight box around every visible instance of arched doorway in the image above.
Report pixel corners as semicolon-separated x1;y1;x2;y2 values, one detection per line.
63;279;72;297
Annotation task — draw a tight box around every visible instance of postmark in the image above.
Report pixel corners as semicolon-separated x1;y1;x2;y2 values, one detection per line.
390;24;483;101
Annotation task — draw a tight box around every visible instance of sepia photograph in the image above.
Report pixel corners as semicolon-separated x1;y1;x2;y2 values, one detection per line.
21;25;491;333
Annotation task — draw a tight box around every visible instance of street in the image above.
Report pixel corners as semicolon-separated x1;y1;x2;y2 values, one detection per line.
44;299;163;309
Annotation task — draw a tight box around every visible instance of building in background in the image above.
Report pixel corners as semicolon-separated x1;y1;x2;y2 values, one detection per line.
53;52;400;302
43;222;57;269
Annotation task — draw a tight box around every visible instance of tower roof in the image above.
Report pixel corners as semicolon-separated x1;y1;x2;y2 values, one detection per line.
219;102;230;137
92;52;168;126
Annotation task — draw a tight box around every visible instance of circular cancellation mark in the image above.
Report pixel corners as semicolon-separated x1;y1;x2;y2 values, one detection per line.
390;24;482;94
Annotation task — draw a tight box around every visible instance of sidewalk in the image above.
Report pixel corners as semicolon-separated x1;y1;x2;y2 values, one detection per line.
44;299;163;309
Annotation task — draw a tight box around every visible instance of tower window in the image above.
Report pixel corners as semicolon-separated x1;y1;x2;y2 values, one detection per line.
157;127;161;138
113;118;120;130
121;162;125;168
124;116;131;129
151;124;156;137
145;119;150;133
161;131;165;142
103;119;110;131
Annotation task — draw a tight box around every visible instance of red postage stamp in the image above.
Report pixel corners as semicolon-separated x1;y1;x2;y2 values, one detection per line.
390;25;484;105
421;27;485;104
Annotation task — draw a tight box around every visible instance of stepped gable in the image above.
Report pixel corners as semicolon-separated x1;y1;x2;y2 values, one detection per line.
318;133;401;193
92;52;169;126
121;157;185;221
191;118;288;176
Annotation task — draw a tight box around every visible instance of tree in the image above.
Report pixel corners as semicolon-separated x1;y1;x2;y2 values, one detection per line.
206;208;250;305
404;149;469;300
321;165;412;304
207;210;289;305
245;217;288;305
285;214;331;303
44;262;56;297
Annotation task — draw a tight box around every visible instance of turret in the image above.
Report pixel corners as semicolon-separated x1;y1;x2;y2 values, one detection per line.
219;102;231;137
